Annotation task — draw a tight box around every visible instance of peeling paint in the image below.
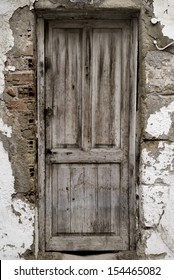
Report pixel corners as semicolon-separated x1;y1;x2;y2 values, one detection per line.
142;1;174;258
0;0;36;260
0;118;12;137
5;65;16;72
153;0;174;39
141;142;174;186
0;141;35;259
141;185;169;227
1;0;174;260
146;101;174;138
146;231;174;259
140;141;174;259
0;1;35;95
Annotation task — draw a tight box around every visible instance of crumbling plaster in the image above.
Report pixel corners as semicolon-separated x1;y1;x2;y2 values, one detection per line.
0;120;35;259
0;0;36;260
1;0;174;260
153;0;174;39
139;0;174;259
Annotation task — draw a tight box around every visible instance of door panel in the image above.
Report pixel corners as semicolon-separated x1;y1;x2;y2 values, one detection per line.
51;163;120;235
52;29;82;148
45;20;133;251
92;30;122;148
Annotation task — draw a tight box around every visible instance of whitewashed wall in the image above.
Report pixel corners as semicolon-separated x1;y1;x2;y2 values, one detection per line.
140;0;174;259
0;0;36;260
0;0;174;259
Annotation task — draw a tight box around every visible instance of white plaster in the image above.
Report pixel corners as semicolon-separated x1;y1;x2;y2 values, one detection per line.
0;142;35;259
153;0;174;40
145;231;173;259
160;185;174;254
0;0;37;260
141;142;174;259
0;0;36;94
0;118;12;137
0;0;174;261
142;0;174;253
141;142;174;186
141;185;169;227
5;65;16;72
34;207;39;259
146;101;174;138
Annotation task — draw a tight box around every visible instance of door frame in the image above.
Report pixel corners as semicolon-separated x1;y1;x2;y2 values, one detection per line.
37;11;138;254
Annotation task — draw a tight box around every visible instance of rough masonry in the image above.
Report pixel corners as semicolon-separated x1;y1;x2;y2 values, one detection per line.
0;0;174;259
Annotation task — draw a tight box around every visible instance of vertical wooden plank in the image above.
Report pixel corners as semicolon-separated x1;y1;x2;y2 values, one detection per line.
52;164;58;235
97;165;111;233
45;22;54;249
114;32;122;148
129;19;138;250
52;29;82;148
121;24;130;150
71;165;85;233
82;28;91;150
92;30;121;147
45;21;53;151
57;165;71;233
52;30;65;146
84;165;97;233
37;18;45;253
120;24;131;248
65;31;82;147
110;164;120;235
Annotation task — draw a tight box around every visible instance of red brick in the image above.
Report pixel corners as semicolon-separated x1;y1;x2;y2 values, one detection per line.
5;71;34;85
7;100;29;112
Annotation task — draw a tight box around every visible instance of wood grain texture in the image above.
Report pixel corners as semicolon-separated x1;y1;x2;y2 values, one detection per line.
47;235;126;251
92;29;121;148
51;164;120;235
42;18;137;252
48;149;123;163
52;29;82;148
37;18;45;252
129;18;138;250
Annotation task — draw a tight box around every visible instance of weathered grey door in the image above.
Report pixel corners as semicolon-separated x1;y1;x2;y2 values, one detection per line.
45;19;135;251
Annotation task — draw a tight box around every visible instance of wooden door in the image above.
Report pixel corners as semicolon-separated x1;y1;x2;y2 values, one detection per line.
44;19;136;251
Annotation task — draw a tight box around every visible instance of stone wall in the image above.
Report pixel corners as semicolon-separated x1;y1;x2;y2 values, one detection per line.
0;0;37;259
139;0;174;260
0;0;174;259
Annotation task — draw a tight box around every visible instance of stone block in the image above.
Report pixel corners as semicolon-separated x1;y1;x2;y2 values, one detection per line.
144;94;174;140
9;6;35;56
140;184;169;227
145;51;174;95
21;128;35;138
6;86;16;97
35;0;140;10
5;72;34;86
7;100;29;112
140;141;174;186
6;57;35;71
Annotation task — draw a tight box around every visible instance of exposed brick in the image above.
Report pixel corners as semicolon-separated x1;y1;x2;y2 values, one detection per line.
145;51;174;95
18;85;35;99
7;100;29;112
6;57;35;71
21;128;35;138
5;71;34;86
